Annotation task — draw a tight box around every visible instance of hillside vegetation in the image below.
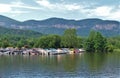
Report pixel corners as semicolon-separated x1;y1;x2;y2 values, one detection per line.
0;26;42;37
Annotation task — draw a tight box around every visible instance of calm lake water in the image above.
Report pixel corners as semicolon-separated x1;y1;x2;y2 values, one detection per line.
0;52;120;78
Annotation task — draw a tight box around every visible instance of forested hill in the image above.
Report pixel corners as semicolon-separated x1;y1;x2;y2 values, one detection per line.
0;26;42;37
0;15;119;36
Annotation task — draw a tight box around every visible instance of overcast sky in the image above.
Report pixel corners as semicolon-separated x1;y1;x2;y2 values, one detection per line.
0;0;120;21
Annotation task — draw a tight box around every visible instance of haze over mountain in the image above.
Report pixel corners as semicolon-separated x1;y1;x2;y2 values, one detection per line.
0;15;119;36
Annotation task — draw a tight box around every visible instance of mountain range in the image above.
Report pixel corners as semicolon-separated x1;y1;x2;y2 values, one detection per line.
0;15;119;36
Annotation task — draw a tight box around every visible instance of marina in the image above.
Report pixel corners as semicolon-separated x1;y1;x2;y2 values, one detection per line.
0;48;85;56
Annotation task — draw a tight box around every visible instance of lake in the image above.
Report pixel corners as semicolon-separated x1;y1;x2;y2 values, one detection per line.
0;52;120;78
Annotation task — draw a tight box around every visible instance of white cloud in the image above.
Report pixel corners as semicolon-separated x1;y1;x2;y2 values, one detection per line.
0;4;12;12
10;1;40;10
91;6;112;16
10;10;29;14
0;1;40;14
0;0;120;21
35;0;83;11
36;0;53;9
35;0;120;20
64;4;81;11
88;6;120;20
108;9;120;20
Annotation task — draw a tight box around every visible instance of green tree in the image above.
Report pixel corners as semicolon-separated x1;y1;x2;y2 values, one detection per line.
94;32;107;52
1;40;9;48
77;36;85;48
36;35;61;48
84;30;109;52
84;30;96;52
61;29;78;48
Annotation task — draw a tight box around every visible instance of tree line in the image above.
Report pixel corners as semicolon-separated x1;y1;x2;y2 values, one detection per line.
0;29;119;52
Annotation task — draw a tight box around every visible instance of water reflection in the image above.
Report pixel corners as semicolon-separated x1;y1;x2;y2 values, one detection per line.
62;54;82;72
0;52;120;78
84;52;108;71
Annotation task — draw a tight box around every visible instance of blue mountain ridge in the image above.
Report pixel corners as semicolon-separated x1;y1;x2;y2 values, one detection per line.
0;15;119;36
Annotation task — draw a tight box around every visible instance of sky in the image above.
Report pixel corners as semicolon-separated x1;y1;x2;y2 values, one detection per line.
0;0;120;21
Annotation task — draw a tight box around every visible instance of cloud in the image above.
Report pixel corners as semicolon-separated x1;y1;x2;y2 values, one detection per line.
10;1;41;10
0;0;120;21
107;9;120;20
88;6;120;20
0;4;12;12
92;6;112;16
35;0;84;11
64;4;82;11
36;0;53;9
0;1;40;14
10;10;29;14
35;0;120;20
